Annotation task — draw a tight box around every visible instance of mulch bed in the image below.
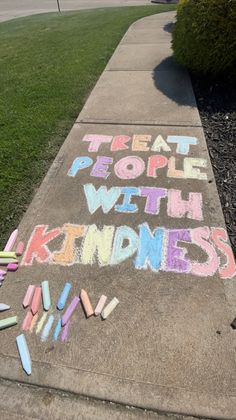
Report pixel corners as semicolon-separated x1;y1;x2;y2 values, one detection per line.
191;74;236;257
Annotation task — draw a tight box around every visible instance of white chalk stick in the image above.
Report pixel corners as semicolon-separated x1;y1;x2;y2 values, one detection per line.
101;297;119;320
94;295;107;316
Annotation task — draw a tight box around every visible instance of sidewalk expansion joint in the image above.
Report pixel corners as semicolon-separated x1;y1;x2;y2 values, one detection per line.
0;377;210;420
76;121;203;128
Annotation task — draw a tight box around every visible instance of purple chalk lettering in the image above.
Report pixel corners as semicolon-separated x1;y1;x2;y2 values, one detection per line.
141;187;167;215
166;229;191;273
90;156;113;178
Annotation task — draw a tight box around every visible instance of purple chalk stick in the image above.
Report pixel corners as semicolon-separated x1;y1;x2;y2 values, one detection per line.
7;263;18;272
61;321;70;342
61;296;80;327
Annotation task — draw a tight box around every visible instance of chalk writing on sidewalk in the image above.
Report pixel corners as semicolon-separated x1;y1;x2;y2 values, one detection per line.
21;134;236;279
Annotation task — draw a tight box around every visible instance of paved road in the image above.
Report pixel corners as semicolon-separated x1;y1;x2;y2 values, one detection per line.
0;0;151;22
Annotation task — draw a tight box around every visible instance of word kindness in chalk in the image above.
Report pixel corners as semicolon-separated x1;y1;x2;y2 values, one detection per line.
68;134;207;180
21;223;236;279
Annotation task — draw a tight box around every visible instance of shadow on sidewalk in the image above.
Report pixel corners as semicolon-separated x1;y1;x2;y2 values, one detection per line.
163;21;175;33
152;58;197;108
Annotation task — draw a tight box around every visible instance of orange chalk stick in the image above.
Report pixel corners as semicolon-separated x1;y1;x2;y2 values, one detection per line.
22;311;33;331
80;289;94;318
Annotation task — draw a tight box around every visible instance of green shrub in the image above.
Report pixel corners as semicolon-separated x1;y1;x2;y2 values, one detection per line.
172;0;236;77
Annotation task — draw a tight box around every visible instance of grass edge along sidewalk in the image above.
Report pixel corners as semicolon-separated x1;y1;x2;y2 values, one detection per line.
0;5;176;249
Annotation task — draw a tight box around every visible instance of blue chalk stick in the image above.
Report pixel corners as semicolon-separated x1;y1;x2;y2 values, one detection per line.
57;282;72;311
42;280;51;311
53;317;62;341
16;334;32;375
41;314;54;342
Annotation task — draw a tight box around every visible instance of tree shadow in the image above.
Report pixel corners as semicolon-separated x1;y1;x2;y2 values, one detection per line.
152;57;197;107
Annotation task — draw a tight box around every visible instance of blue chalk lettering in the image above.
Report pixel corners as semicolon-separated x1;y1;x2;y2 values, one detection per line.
84;184;121;214
115;187;140;213
167;136;197;155
135;223;164;271
67;156;93;177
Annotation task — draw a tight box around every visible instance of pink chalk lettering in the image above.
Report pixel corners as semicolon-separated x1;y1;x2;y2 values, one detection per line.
167;189;203;221
114;156;145;179
147;155;168;178
190;227;218;276
211;228;236;279
111;135;131;151
21;225;62;266
83;134;112;152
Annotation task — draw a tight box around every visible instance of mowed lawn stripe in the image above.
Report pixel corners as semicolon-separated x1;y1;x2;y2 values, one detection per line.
0;5;176;247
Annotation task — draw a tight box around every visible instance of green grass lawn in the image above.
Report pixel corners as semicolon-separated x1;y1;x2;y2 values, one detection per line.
0;5;176;247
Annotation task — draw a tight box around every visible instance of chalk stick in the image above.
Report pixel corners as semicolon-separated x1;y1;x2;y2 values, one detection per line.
53;318;62;341
16;241;25;256
57;282;71;311
16;334;31;375
41;280;51;311
22;311;33;331
31;287;41;315
7;263;18;272
29;313;38;333
4;229;18;252
80;289;94;318
0;316;18;330
41;314;54;342
0;258;18;265
0;303;10;312
94;295;107;316
101;297;119;320
0;251;17;259
61;296;80;327
23;285;35;308
36;312;47;335
61;321;70;342
0;269;6;276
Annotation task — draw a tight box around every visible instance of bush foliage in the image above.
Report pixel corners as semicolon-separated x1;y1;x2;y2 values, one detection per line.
172;0;236;77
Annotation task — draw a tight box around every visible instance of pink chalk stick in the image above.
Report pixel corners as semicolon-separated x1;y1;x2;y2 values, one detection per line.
23;285;35;308
7;263;18;272
0;270;6;276
61;321;70;342
22;311;33;331
16;241;25;256
61;296;80;327
31;287;42;315
4;229;18;252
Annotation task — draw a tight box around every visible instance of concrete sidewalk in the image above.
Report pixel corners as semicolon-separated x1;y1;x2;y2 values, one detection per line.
1;11;236;420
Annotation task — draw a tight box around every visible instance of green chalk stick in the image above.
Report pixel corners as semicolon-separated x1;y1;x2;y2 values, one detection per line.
0;252;17;259
0;316;18;330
